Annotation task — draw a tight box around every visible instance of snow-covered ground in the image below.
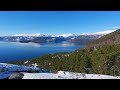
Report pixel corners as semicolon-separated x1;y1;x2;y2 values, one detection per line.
0;72;16;79
22;71;120;79
0;63;40;72
0;63;120;79
0;63;47;79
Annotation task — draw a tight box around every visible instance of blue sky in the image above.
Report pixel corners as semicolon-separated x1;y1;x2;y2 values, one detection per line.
0;11;120;36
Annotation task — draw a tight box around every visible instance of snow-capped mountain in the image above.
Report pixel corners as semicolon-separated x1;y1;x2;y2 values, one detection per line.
59;34;76;38
0;33;78;43
0;31;113;44
68;30;115;44
0;34;102;44
12;33;77;38
68;34;104;45
12;33;45;37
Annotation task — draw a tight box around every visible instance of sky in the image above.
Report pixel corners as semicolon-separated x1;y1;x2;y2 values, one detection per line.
0;11;120;36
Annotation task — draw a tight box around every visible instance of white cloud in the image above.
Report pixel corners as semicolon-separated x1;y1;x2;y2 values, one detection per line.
0;32;9;36
95;30;115;34
81;30;115;35
12;33;43;37
112;26;120;29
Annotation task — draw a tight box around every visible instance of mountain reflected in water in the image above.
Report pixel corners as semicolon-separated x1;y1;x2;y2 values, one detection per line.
0;41;84;62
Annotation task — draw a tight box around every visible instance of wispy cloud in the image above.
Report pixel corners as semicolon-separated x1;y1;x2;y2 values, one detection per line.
81;30;115;35
112;26;120;29
0;32;10;36
95;30;115;34
0;32;8;34
12;33;42;36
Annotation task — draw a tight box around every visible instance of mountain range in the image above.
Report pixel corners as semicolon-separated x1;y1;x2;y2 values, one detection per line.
0;33;106;44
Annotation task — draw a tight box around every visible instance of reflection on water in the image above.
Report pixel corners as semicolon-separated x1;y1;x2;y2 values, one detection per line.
0;41;84;62
14;42;41;48
61;41;75;47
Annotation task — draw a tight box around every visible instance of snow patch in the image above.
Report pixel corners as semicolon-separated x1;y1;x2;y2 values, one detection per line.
32;63;38;68
0;63;120;79
0;63;40;72
0;63;49;79
0;72;16;79
22;71;120;79
24;61;30;64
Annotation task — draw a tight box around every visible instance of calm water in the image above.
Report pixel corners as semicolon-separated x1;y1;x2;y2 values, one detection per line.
0;41;84;62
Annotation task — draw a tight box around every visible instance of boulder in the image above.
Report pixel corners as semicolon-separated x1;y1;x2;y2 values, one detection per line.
9;73;24;79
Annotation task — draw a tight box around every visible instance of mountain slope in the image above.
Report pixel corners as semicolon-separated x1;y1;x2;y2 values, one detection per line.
87;29;120;47
69;34;103;45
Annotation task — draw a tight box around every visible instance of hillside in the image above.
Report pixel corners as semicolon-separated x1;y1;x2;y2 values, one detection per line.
9;29;120;76
87;29;120;47
69;34;102;45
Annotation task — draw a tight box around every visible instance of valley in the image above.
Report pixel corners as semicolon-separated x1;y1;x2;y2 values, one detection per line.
9;29;120;77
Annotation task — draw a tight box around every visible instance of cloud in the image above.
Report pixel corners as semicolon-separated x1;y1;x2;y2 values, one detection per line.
95;30;115;34
12;33;42;37
81;30;115;35
112;26;120;29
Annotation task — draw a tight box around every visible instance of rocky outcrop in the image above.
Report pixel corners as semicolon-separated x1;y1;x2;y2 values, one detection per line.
9;73;24;79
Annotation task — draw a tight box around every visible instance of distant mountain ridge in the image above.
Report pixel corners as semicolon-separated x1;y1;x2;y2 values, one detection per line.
0;35;77;43
69;34;103;45
0;33;106;44
12;33;77;38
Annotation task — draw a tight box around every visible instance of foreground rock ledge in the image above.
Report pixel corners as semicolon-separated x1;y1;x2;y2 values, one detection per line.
9;73;24;79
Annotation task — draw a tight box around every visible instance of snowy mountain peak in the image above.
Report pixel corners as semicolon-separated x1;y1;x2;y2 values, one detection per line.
12;33;77;38
60;34;75;38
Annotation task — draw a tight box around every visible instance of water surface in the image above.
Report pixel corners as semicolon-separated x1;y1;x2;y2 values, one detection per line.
0;41;84;62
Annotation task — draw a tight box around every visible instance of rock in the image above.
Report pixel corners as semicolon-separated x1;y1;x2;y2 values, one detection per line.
9;73;24;79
